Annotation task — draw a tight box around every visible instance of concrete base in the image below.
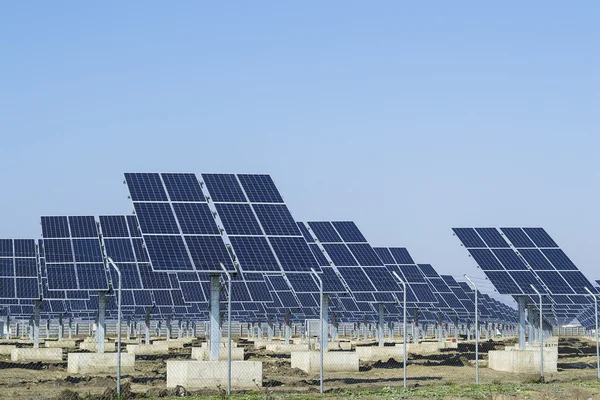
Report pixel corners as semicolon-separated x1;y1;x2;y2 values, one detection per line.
67;353;135;374
45;339;77;348
334;341;352;351
191;346;244;361
291;351;359;373
355;346;404;362
489;348;558;374
11;348;63;362
265;343;310;352
127;342;169;355
401;341;458;354
202;341;238;348
167;360;262;389
80;342;116;352
0;345;16;355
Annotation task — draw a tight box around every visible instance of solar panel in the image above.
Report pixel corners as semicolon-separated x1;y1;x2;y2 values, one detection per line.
99;215;176;306
0;239;40;300
454;227;595;324
125;173;233;273
201;173;320;275
41;216;109;291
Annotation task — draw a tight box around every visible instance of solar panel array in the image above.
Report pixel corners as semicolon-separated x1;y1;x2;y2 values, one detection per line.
0;239;40;300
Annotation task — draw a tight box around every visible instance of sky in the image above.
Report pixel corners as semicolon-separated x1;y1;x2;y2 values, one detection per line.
1;2;598;298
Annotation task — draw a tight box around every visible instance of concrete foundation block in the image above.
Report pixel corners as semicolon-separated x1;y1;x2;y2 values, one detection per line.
167;360;262;389
202;341;238;349
489;349;558;374
80;342;116;352
191;346;244;360
67;353;135;374
0;345;16;355
45;339;77;348
403;342;457;354
291;351;359;373
11;348;63;362
265;343;310;352
355;346;404;362
335;341;352;351
127;342;170;355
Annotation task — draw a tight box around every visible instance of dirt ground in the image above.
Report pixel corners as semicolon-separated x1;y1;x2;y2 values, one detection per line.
0;336;598;399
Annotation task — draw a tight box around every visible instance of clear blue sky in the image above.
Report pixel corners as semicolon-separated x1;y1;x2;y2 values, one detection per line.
1;2;598;296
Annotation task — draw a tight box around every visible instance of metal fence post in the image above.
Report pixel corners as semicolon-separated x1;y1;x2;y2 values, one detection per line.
220;263;232;395
392;271;407;389
311;268;324;394
530;285;544;381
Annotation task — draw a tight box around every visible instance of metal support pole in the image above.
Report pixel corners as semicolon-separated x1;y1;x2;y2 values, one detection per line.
378;304;385;347
58;314;63;340
585;287;600;379
144;309;151;345
33;301;41;349
518;297;527;349
529;285;544;381
311;268;324;394
107;258;123;399
392;272;407;389
209;274;221;361
97;292;106;354
284;310;291;344
464;275;479;385
220;263;232;396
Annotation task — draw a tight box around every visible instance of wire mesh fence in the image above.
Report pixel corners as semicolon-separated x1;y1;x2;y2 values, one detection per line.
1;314;600;399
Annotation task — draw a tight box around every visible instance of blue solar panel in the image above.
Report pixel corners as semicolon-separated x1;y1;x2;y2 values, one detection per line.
523;228;558;248
253;204;299;236
452;228;486;248
307;222;342;243
42;216;109;292
309;244;329;266
0;239;40;300
229;236;279;271
388;248;414;265
162;173;205;202
519;249;554;270
286;273;319;293
201;174;247;203
321;267;347;293
143;235;193;270
491;249;528;270
541;249;578;270
172;203;220;235
397;265;426;283
337;267;376;292
125;173;168;201
215;204;263;235
484;271;522;294
536;271;573;294
322;244;358;266
500;228;536;248
331;221;367;243
373;247;395;265
474;228;510;248
100;216;130;238
561;271;594;293
134;203;180;234
185;236;234;270
347;243;382;266
126;216;141;238
68;216;98;238
269;237;320;272
237;174;284;203
417;264;439;278
363;267;401;292
467;248;504;270
297;222;314;243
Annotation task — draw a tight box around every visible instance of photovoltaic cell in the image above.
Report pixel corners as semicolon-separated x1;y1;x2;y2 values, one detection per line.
475;228;510;248
237;174;284;203
307;222;342;243
373;247;395;265
500;228;536;248
215;204;262;235
452;228;486;248
523;228;558;248
331;221;367;243
388;248;414;265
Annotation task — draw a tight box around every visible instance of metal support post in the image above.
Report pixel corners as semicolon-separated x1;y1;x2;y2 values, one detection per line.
311;268;324;394
464;275;479;385
585;287;600;379
209;274;221;361
530;285;544;381
392;272;408;389
378;304;385;347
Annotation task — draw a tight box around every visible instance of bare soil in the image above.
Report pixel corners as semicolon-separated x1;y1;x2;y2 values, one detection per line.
0;336;598;399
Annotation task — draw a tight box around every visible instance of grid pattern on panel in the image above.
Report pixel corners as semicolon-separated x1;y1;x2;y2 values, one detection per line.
99;215;162;306
203;173;319;277
0;239;40;300
456;227;593;299
42;216;109;292
126;173;232;273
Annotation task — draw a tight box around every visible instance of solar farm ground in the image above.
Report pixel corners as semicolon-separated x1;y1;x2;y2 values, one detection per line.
0;336;598;399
